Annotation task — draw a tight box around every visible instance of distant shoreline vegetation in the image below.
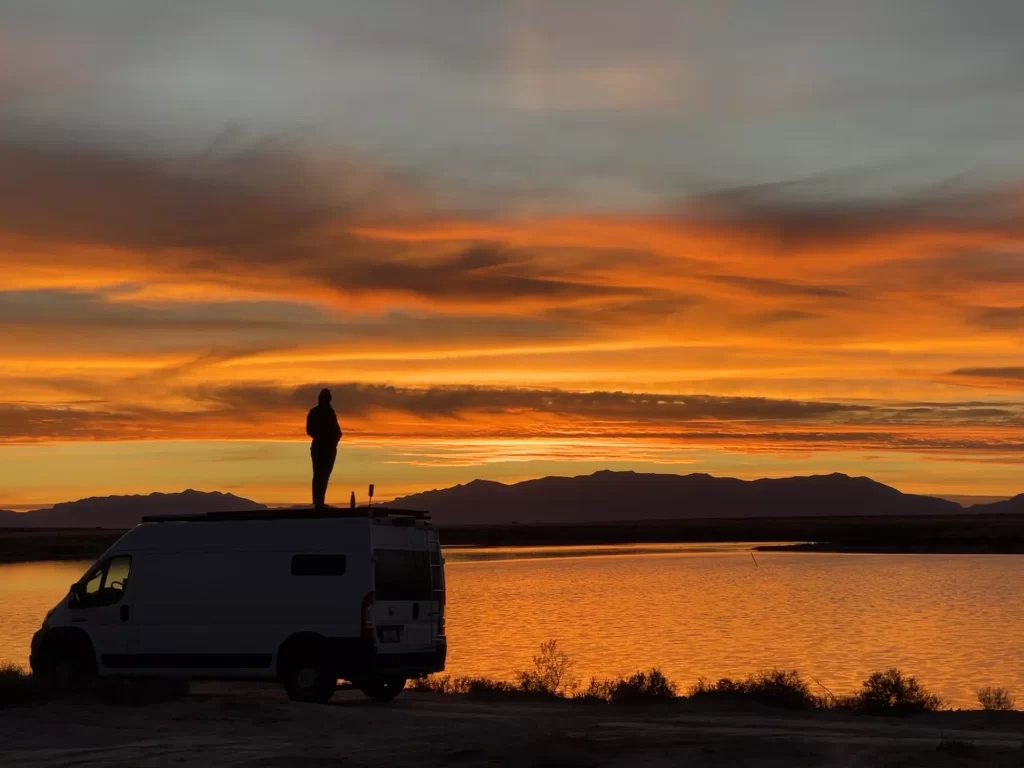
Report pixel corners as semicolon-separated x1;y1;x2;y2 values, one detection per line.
410;640;1019;716
5;642;1016;715
3;513;1024;564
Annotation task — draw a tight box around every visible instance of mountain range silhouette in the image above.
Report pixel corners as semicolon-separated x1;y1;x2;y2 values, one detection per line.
2;471;1021;528
0;490;264;528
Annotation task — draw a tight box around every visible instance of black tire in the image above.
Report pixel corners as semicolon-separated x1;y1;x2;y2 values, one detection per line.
32;638;96;695
282;654;336;704
358;677;407;702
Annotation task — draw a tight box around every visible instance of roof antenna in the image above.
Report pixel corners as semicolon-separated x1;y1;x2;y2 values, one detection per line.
368;484;375;507
350;491;355;510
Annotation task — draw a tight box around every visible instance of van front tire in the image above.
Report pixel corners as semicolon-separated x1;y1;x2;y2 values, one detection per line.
32;636;96;695
282;657;336;704
358;677;407;702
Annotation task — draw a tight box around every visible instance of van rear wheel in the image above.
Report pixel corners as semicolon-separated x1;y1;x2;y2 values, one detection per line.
358;677;407;702
282;656;336;704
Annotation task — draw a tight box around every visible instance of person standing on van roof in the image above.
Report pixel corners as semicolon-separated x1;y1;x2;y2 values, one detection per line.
306;388;343;509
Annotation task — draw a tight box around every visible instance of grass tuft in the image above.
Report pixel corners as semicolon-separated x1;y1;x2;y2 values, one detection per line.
0;662;36;709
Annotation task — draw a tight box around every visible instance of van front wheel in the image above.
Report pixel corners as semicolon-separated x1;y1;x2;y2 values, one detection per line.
33;637;96;695
282;656;336;704
358;677;407;702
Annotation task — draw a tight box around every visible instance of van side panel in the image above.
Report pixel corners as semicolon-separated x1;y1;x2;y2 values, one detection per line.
105;519;372;678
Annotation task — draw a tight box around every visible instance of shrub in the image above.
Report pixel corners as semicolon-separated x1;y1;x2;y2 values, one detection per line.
608;669;677;705
409;675;522;697
410;675;468;695
517;640;577;697
462;677;522;697
977;686;1016;712
816;693;860;711
0;662;35;708
575;677;617;704
855;669;942;716
689;669;816;710
575;669;677;706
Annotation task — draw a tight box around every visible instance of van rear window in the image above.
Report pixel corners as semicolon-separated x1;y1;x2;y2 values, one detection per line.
291;554;347;576
374;549;431;600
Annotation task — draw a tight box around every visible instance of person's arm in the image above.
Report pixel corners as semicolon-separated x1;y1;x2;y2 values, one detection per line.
306;408;316;439
332;412;342;442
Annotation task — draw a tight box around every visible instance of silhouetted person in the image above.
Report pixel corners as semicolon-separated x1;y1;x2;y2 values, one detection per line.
306;388;342;509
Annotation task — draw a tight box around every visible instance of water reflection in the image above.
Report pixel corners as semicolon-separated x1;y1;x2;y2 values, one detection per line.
2;550;1022;709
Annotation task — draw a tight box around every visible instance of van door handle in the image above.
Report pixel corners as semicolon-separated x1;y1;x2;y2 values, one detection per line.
120;605;130;622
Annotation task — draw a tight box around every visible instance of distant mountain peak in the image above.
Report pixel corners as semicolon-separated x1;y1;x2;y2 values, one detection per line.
392;469;979;526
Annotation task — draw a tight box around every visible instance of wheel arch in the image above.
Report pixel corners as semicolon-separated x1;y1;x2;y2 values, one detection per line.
275;631;328;678
33;625;95;661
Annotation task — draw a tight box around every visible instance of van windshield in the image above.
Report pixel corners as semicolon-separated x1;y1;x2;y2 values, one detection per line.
374;549;431;601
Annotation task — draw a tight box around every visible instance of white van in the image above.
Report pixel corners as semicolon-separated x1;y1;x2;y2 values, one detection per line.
30;508;446;703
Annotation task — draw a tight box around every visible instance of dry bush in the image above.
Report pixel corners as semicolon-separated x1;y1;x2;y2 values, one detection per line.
517;639;578;697
409;675;469;695
977;686;1016;712
575;669;677;705
689;669;816;710
855;669;942;716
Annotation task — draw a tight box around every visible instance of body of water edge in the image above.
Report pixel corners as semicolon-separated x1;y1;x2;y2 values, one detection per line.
2;544;1021;709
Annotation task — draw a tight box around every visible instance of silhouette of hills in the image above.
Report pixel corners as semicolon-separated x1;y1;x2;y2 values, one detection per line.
393;470;974;525
0;490;265;528
969;493;1024;515
2;472;1020;530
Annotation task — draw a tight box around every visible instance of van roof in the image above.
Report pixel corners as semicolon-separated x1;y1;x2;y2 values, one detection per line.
141;507;431;523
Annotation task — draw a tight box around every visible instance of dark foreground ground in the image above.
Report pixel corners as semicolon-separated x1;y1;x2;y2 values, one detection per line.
3;513;1024;563
2;684;1023;767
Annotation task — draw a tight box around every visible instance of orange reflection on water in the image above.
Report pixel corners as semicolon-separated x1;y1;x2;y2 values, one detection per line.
442;545;1024;708
2;549;1022;709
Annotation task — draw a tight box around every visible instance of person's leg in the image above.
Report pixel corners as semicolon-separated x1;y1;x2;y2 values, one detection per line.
311;446;325;508
320;447;337;507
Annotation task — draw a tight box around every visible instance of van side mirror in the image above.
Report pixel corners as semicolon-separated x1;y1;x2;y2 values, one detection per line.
69;583;83;605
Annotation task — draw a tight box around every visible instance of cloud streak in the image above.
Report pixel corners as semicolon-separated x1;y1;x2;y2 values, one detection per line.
3;384;1023;469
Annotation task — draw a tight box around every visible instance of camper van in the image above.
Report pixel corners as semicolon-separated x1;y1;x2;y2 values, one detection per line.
30;508;446;703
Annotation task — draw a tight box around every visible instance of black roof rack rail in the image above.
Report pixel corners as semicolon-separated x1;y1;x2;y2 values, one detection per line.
141;507;431;523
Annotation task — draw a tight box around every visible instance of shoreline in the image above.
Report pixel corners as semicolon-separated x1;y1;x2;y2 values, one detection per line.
2;512;1024;563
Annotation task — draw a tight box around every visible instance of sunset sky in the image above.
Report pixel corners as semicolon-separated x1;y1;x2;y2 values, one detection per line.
2;1;1024;507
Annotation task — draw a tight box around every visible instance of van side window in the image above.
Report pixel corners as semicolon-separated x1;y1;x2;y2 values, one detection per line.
291;554;347;576
375;550;431;601
75;555;131;608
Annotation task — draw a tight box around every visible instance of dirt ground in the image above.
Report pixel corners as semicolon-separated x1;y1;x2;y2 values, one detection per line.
2;683;1023;767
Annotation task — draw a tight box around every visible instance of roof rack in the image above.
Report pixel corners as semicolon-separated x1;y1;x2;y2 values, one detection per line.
141;507;431;523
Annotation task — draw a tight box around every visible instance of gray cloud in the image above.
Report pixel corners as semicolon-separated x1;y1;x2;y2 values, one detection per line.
970;306;1024;330
686;181;1024;249
0;138;653;307
946;368;1024;387
711;275;850;298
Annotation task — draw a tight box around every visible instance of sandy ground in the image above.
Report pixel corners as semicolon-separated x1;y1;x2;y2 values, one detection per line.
2;683;1023;767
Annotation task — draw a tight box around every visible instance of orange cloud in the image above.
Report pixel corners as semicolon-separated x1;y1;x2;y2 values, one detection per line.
2;136;1024;497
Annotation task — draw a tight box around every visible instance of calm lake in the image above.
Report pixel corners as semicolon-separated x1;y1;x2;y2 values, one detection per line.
2;544;1022;709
